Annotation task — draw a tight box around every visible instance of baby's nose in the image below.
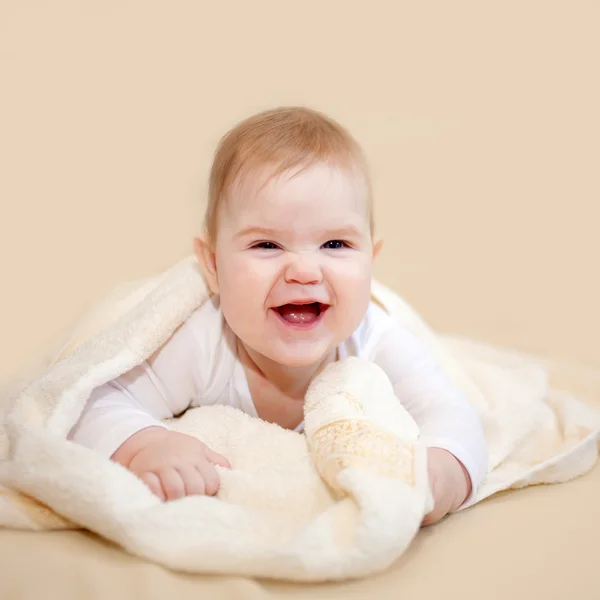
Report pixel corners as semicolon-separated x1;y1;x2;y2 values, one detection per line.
284;253;323;285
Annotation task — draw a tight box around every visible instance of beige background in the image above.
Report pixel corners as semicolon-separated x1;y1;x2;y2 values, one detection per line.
1;3;599;598
1;2;599;384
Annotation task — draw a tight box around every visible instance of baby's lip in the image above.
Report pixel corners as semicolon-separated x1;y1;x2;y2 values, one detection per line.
271;300;331;321
272;299;330;309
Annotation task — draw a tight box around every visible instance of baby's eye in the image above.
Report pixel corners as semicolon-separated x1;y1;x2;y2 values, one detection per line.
253;241;279;250
322;240;348;249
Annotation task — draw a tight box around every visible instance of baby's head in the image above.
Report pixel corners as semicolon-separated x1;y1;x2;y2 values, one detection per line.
195;107;381;368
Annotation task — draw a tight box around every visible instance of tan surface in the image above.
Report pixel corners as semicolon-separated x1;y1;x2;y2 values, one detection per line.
2;468;599;600
1;2;599;599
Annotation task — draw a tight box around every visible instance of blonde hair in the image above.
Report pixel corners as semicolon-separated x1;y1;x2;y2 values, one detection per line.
204;106;372;243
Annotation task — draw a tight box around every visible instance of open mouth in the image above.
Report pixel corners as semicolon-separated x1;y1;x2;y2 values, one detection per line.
273;302;329;326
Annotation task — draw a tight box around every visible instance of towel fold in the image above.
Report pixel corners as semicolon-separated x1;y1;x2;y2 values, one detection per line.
1;256;599;582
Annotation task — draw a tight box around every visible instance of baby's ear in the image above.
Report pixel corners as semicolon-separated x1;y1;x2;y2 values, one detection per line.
193;235;219;293
372;238;384;259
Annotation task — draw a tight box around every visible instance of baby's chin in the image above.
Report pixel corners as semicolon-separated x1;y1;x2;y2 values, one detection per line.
259;342;335;370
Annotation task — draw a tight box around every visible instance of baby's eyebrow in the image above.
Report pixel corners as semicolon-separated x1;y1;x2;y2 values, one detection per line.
234;225;363;240
234;226;280;240
322;226;363;239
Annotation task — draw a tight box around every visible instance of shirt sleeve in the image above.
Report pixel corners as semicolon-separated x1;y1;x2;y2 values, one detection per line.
368;314;488;501
67;314;203;458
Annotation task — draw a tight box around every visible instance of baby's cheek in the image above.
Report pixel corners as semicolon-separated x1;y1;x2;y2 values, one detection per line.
341;256;372;286
221;260;260;298
232;256;274;288
338;270;372;310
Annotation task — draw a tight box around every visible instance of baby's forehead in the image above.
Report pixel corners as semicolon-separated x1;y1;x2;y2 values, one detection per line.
215;160;373;239
230;162;369;207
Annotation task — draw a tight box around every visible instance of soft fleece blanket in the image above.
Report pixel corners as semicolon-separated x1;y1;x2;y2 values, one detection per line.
1;256;599;582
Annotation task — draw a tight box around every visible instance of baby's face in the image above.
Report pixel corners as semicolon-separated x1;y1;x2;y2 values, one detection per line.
208;162;375;368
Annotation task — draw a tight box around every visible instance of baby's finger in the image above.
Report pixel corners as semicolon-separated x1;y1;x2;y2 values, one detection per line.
421;506;444;527
421;472;447;527
421;491;452;527
205;448;231;469
196;461;221;496
156;467;186;501
175;465;206;497
140;472;166;502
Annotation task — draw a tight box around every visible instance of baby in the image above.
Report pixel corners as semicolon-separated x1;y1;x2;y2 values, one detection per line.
68;107;487;526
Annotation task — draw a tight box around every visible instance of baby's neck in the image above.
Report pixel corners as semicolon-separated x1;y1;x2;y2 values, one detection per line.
237;341;336;400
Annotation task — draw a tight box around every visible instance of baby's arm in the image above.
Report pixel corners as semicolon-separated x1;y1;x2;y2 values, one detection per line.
68;319;200;457
68;315;229;500
370;316;487;523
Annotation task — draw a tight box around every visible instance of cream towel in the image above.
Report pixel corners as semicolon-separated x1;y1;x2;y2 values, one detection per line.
0;256;599;582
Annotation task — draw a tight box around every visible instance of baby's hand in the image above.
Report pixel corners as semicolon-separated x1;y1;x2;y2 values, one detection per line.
111;426;231;501
421;447;471;527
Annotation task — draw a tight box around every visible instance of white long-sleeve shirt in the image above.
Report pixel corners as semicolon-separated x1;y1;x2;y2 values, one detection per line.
68;296;488;495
